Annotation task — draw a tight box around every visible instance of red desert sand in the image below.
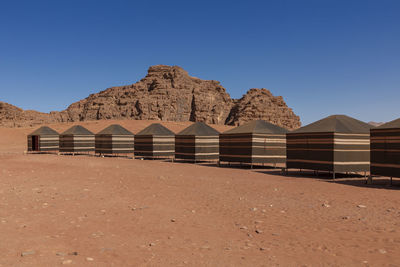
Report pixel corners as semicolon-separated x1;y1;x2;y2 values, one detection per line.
0;120;399;266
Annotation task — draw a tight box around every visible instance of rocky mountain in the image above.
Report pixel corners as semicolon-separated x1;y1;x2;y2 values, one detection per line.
225;88;301;129
0;101;64;128
0;65;301;130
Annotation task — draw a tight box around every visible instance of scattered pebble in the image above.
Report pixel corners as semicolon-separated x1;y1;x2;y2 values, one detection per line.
240;226;248;230
379;249;387;254
56;252;67;256
68;252;78;256
62;260;72;265
255;229;263;234
21;251;35;257
170;219;176;222
322;203;330;208
357;205;367;208
86;257;94;261
251;207;257;211
342;216;350;220
149;243;156;247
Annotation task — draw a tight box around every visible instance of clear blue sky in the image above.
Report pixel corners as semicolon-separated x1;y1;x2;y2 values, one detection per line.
1;0;399;125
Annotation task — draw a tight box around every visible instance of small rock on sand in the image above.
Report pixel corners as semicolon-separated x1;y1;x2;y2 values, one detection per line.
86;257;94;261
62;259;72;265
357;205;367;208
21;251;35;257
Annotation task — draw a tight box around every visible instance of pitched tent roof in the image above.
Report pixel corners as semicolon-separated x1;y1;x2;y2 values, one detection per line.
292;115;372;134
96;124;134;135
177;122;220;136
61;125;94;135
136;123;175;136
29;126;59;136
376;118;400;129
223;120;288;134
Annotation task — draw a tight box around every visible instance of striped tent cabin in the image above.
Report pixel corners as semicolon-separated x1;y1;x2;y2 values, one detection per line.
134;123;175;159
27;126;59;152
219;120;288;167
370;118;400;183
60;125;95;154
95;124;134;155
286;115;371;178
175;122;220;162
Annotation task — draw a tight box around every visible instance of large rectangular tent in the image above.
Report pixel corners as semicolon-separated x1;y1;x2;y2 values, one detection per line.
370;118;400;184
134;123;175;159
95;124;134;155
27;126;59;152
60;125;95;154
175;122;220;162
219;120;287;167
286;115;372;178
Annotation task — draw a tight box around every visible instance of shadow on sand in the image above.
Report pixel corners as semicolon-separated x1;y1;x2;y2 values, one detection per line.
256;169;400;190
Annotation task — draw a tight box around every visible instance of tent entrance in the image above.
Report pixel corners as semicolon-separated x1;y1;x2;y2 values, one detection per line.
31;136;39;151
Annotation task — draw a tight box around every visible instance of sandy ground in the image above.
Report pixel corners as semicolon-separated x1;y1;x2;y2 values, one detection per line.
0;120;399;266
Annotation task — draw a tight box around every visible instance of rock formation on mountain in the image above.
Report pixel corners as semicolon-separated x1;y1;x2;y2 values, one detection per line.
0;65;301;129
0;101;63;128
64;65;233;125
226;88;301;130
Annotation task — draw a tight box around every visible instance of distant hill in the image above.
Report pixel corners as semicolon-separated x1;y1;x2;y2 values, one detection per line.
368;121;385;127
0;65;301;130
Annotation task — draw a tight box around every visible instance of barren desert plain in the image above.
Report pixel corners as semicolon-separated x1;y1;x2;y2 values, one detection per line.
0;120;399;266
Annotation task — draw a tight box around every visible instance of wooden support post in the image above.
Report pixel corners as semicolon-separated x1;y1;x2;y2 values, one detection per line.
367;175;373;185
390;177;393;186
333;172;336;180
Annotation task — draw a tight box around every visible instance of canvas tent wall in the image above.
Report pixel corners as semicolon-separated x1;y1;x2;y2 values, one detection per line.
95;124;134;155
219;120;288;167
286;115;371;177
27;126;59;152
60;125;95;153
134;123;175;159
370;118;400;181
175;122;220;162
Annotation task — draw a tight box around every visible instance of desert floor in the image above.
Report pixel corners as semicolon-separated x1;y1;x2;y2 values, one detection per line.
0;120;399;266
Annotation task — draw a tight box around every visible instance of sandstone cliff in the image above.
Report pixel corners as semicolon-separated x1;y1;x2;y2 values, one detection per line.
226;88;301;130
0;65;301;129
65;65;233;125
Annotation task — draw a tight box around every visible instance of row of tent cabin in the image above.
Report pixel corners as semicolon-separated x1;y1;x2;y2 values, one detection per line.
27;115;400;182
27;121;282;163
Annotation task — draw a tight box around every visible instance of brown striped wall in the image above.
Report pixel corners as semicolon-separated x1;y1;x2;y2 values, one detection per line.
371;128;400;178
219;133;286;164
175;135;219;161
27;135;59;152
95;135;134;154
286;132;370;173
134;135;175;158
